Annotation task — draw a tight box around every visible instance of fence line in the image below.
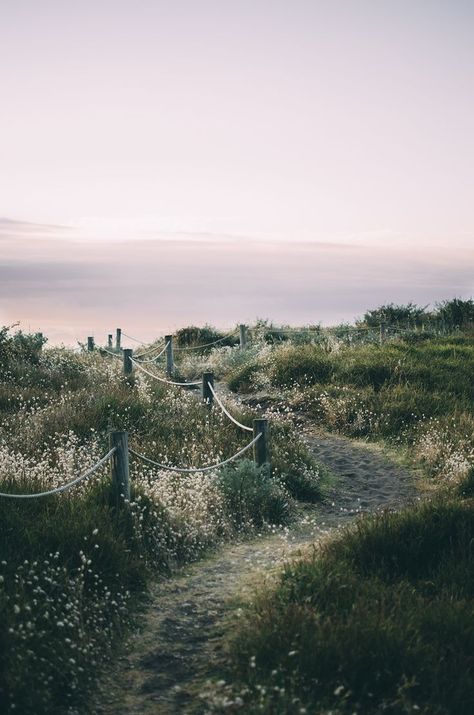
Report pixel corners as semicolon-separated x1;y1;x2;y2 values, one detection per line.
207;382;253;432
101;347;121;359
133;342;169;364
131;358;201;386
0;448;117;499
135;341;167;358
121;331;149;345
129;433;261;473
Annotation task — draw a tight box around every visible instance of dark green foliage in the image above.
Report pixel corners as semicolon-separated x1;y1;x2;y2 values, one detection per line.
436;298;474;330
271;345;333;387
458;468;474;499
174;324;237;350
361;302;427;328
0;326;46;367
217;460;291;529
227;361;262;392
228;500;474;714
0;480;148;714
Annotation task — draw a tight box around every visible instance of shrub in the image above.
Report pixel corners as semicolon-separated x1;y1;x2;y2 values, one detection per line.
436;298;474;330
361;302;427;328
228;361;263;393
217;460;291;530
270;345;333;387
174;324;237;350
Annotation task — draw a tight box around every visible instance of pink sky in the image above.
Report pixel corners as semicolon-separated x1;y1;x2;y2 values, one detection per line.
1;2;473;343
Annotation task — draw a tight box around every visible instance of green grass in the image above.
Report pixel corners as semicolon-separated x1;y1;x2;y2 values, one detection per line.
212;330;474;714
222;491;474;714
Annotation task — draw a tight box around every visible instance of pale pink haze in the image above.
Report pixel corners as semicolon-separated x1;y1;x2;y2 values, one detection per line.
1;1;473;343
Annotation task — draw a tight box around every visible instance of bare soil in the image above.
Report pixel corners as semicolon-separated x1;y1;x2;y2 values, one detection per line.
93;426;415;714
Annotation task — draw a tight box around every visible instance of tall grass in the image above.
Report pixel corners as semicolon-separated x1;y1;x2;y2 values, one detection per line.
212;490;474;714
0;330;326;713
200;329;474;713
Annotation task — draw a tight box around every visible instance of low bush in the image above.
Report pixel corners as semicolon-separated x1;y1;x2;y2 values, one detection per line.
270;345;333;388
174;324;237;350
228;361;264;393
217;461;291;530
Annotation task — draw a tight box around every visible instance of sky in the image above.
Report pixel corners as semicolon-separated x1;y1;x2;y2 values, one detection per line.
1;1;473;344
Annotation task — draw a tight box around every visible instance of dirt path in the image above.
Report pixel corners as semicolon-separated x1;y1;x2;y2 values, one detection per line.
93;428;415;715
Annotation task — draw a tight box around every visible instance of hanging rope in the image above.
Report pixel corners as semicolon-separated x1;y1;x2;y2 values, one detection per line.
133;342;169;364
0;448;116;499
131;358;201;386
101;348;121;359
129;433;260;473
121;331;148;345
174;330;238;351
135;340;167;358
207;382;253;432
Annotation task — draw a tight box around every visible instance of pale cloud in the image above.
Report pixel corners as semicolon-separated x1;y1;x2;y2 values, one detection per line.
1;221;472;345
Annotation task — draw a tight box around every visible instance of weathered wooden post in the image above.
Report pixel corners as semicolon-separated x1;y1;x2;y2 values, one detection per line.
116;328;122;351
202;371;214;406
109;431;130;505
123;348;133;375
87;336;94;351
253;418;270;470
239;324;247;350
379;322;386;345
107;334;113;348
165;335;174;377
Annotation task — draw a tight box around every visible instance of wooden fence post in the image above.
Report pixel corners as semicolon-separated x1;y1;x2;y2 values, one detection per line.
123;348;133;375
109;431;130;505
108;334;113;348
116;328;122;351
165;335;174;376
253;418;270;470
87;336;94;352
379;322;386;345
239;324;247;350
202;371;214;406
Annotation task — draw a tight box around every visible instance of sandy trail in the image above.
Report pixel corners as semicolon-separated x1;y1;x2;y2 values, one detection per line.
94;428;415;715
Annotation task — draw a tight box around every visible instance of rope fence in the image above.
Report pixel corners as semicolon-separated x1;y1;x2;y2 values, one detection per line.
121;331;148;345
134;341;167;358
0;447;117;499
129;433;261;474
133;342;169;364
101;347;121;359
1;317;445;503
173;330;238;351
207;381;253;432
131;357;201;386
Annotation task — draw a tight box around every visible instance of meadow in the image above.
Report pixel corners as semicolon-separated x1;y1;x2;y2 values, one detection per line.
186;311;473;714
0;300;473;714
0;327;322;714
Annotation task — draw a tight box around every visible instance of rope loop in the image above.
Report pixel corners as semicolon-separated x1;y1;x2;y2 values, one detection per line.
129;433;260;473
207;382;253;432
101;348;121;359
131;358;201;386
133;342;169;364
0;447;117;499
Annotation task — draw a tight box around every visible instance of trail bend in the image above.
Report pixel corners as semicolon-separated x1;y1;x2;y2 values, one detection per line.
94;427;415;715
